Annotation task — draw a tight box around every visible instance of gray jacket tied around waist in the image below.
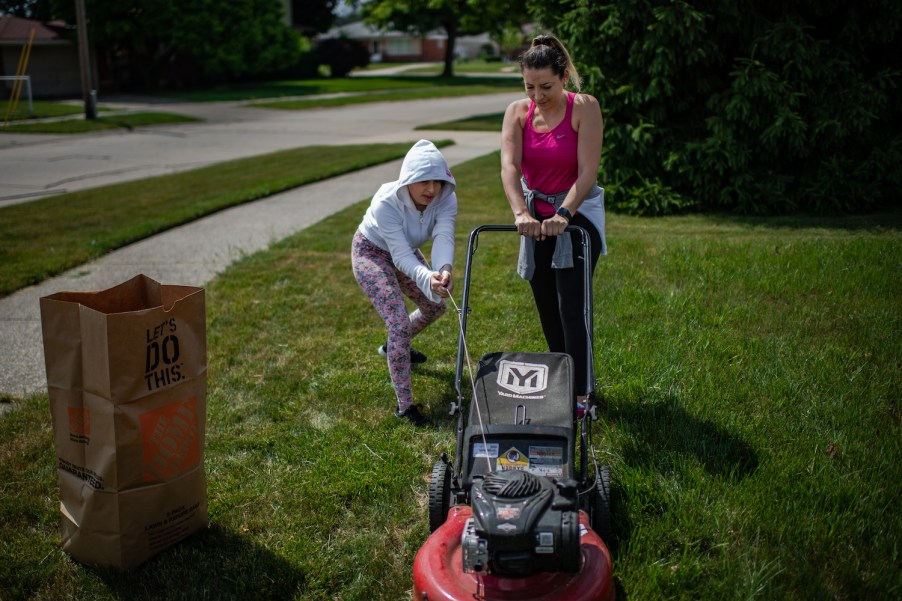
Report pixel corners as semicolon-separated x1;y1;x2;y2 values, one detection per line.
517;178;603;280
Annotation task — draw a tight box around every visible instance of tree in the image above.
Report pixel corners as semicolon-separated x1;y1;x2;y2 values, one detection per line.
361;0;528;77
291;0;339;36
28;0;302;89
316;36;369;76
494;22;530;61
166;0;302;83
0;0;52;19
529;0;902;215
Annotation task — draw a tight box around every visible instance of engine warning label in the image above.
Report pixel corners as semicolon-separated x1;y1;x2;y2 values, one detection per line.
472;443;565;477
528;446;564;477
498;447;529;471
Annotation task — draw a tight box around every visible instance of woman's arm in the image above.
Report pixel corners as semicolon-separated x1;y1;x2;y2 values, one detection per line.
569;94;604;210
501;100;543;240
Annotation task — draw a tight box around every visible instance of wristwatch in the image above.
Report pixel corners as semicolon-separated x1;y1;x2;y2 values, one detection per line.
556;207;572;221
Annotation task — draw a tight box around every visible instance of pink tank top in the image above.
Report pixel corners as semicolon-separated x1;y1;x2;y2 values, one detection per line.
522;92;578;217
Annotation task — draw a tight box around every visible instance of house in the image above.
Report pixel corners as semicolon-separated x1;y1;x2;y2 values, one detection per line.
319;21;496;63
0;16;82;97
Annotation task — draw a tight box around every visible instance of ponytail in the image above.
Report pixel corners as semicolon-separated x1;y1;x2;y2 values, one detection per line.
519;34;582;92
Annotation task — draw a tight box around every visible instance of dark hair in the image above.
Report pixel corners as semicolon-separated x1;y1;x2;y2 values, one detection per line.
518;34;581;92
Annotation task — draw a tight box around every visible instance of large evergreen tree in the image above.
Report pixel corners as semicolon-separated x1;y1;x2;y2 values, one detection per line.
530;0;902;215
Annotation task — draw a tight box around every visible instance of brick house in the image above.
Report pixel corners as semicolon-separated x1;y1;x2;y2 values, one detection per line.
320;21;496;63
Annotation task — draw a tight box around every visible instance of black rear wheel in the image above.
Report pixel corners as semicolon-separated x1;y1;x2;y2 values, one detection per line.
428;458;452;532
591;465;613;544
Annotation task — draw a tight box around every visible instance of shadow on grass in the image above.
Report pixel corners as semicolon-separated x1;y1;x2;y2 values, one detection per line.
604;394;758;480
596;394;758;568
95;523;305;600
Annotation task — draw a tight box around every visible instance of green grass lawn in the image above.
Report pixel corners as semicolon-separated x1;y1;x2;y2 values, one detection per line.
415;111;506;132
0;141;444;297
0;112;200;134
253;87;517;110
1;76;520;132
164;75;520;103
2;100;86;121
1;152;900;599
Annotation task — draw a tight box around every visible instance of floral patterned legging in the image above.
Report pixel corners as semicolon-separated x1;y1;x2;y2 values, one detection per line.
351;231;446;412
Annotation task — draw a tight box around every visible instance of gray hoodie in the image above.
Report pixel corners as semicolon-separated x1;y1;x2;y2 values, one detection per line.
357;140;457;303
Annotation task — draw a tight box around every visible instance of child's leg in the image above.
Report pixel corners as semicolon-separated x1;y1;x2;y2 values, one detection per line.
352;233;415;411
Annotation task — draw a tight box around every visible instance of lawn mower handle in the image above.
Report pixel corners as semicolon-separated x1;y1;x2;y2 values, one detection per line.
452;224;595;431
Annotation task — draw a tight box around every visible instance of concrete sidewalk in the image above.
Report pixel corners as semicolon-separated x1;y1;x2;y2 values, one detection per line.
0;93;519;400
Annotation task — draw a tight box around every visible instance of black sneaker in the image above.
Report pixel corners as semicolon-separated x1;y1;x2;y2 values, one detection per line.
395;404;434;427
378;342;428;364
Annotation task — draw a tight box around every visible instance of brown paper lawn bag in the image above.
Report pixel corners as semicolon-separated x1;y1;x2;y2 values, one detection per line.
40;274;208;569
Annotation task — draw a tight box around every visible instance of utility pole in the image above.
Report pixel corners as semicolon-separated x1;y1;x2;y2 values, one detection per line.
74;0;96;119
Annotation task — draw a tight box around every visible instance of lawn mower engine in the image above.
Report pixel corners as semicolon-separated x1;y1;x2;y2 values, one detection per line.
461;470;580;577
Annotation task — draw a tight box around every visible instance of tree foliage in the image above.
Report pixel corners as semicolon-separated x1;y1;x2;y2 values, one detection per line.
0;0;52;19
361;0;528;76
164;0;301;82
316;36;369;77
8;0;303;88
529;0;902;215
291;0;338;35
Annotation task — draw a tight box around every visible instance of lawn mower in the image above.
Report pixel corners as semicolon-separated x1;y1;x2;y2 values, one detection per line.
412;225;614;601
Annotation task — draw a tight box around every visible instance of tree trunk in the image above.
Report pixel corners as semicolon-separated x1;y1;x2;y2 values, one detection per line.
442;23;458;77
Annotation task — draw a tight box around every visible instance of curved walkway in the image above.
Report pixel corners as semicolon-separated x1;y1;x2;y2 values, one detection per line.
0;92;520;399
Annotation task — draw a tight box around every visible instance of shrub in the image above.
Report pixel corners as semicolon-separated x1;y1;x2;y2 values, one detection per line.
315;37;371;77
275;35;320;80
528;0;902;215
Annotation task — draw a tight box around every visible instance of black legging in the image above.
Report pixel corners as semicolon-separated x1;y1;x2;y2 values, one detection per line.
528;213;602;396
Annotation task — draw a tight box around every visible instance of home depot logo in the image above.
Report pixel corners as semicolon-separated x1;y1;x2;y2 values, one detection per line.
497;360;549;395
67;407;90;444
140;396;200;482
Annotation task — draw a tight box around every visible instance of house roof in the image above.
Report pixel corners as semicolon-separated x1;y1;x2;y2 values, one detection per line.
0;16;69;44
321;21;434;40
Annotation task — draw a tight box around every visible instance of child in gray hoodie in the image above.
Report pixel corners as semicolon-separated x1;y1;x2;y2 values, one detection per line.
352;140;457;427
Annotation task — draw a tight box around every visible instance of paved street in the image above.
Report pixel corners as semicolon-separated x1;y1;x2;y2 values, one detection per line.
0;91;521;399
0;92;518;206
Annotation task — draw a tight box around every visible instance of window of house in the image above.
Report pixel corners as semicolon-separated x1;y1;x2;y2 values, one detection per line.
386;38;422;55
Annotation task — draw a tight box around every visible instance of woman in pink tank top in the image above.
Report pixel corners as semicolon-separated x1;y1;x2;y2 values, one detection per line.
501;34;606;413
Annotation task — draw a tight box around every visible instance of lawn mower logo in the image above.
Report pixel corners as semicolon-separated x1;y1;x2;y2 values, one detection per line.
497;360;548;395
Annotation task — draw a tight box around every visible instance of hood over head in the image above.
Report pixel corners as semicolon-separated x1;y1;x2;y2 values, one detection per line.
355;140;458;304
397;139;456;195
